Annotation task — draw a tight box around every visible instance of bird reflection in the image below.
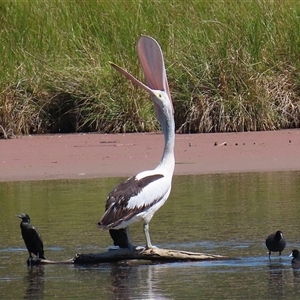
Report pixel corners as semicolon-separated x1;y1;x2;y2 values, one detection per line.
109;263;171;299
293;269;300;279
23;265;45;299
292;267;300;286
110;264;131;300
268;262;284;297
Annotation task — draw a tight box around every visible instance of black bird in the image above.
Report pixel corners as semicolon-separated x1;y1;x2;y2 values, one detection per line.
265;230;286;259
17;213;45;260
290;249;300;269
109;229;130;249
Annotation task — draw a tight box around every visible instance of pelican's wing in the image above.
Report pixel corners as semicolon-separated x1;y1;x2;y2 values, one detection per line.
98;173;168;229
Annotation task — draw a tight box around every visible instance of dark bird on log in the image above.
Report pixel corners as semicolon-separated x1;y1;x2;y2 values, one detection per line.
17;213;45;260
109;228;130;249
265;230;286;259
290;249;300;269
98;36;175;251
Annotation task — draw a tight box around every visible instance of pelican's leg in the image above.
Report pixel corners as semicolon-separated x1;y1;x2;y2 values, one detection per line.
144;223;157;249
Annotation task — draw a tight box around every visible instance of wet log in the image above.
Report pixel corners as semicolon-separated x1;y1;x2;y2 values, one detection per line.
73;248;228;264
29;248;228;265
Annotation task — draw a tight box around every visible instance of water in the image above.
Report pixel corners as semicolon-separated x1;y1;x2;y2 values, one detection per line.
1;172;300;299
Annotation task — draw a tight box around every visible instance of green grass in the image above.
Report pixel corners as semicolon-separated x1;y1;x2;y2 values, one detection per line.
0;0;299;138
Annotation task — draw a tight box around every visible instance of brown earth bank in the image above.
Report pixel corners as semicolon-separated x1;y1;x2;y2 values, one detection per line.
0;129;299;182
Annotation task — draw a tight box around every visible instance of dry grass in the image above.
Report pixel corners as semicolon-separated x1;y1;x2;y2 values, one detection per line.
176;69;300;133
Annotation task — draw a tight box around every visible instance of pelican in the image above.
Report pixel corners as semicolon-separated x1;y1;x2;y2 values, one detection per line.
97;36;175;251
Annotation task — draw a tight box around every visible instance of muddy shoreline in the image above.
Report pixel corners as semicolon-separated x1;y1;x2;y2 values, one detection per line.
1;129;299;182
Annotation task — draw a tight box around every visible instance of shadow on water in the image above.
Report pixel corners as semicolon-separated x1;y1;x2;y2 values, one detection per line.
1;171;300;299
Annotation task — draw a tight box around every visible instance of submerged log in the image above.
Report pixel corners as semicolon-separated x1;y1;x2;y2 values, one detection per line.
29;248;229;265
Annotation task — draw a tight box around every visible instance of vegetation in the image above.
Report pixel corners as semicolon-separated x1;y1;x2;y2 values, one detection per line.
0;0;299;138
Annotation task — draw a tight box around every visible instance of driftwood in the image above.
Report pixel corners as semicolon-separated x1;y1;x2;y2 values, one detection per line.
26;257;74;266
28;247;229;266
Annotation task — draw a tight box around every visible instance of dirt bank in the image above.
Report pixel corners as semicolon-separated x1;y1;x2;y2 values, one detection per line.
0;129;299;182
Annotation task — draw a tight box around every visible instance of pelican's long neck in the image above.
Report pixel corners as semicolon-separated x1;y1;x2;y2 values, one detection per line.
156;105;175;174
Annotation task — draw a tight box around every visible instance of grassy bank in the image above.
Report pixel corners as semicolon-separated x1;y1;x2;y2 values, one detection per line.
0;0;299;138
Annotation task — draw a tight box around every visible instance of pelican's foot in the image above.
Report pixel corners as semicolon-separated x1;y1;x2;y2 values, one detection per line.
135;246;146;252
136;245;158;254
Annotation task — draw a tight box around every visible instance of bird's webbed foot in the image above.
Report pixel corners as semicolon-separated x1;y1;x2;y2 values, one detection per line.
136;244;159;254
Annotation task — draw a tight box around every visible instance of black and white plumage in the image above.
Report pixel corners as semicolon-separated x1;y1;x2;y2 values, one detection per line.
17;213;46;260
265;230;286;259
98;36;175;250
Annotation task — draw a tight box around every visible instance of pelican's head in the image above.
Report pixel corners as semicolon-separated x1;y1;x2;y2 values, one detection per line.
148;89;173;121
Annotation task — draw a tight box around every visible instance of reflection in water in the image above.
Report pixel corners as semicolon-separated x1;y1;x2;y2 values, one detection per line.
268;262;284;298
109;263;171;300
23;265;45;299
292;269;300;288
110;264;131;300
292;262;300;270
291;252;300;270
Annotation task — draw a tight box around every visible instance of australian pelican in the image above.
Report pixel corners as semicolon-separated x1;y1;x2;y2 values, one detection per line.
97;36;175;250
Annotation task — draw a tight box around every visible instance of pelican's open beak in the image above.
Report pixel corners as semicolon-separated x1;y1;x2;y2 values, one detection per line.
110;62;156;97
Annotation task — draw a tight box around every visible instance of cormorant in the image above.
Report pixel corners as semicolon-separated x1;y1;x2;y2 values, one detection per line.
265;230;286;259
17;213;45;260
109;229;130;249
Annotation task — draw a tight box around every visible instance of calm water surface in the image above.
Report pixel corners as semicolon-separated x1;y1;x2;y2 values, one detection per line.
1;172;300;299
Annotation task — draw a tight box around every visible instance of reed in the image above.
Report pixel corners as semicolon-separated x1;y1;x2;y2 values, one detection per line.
0;0;299;138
